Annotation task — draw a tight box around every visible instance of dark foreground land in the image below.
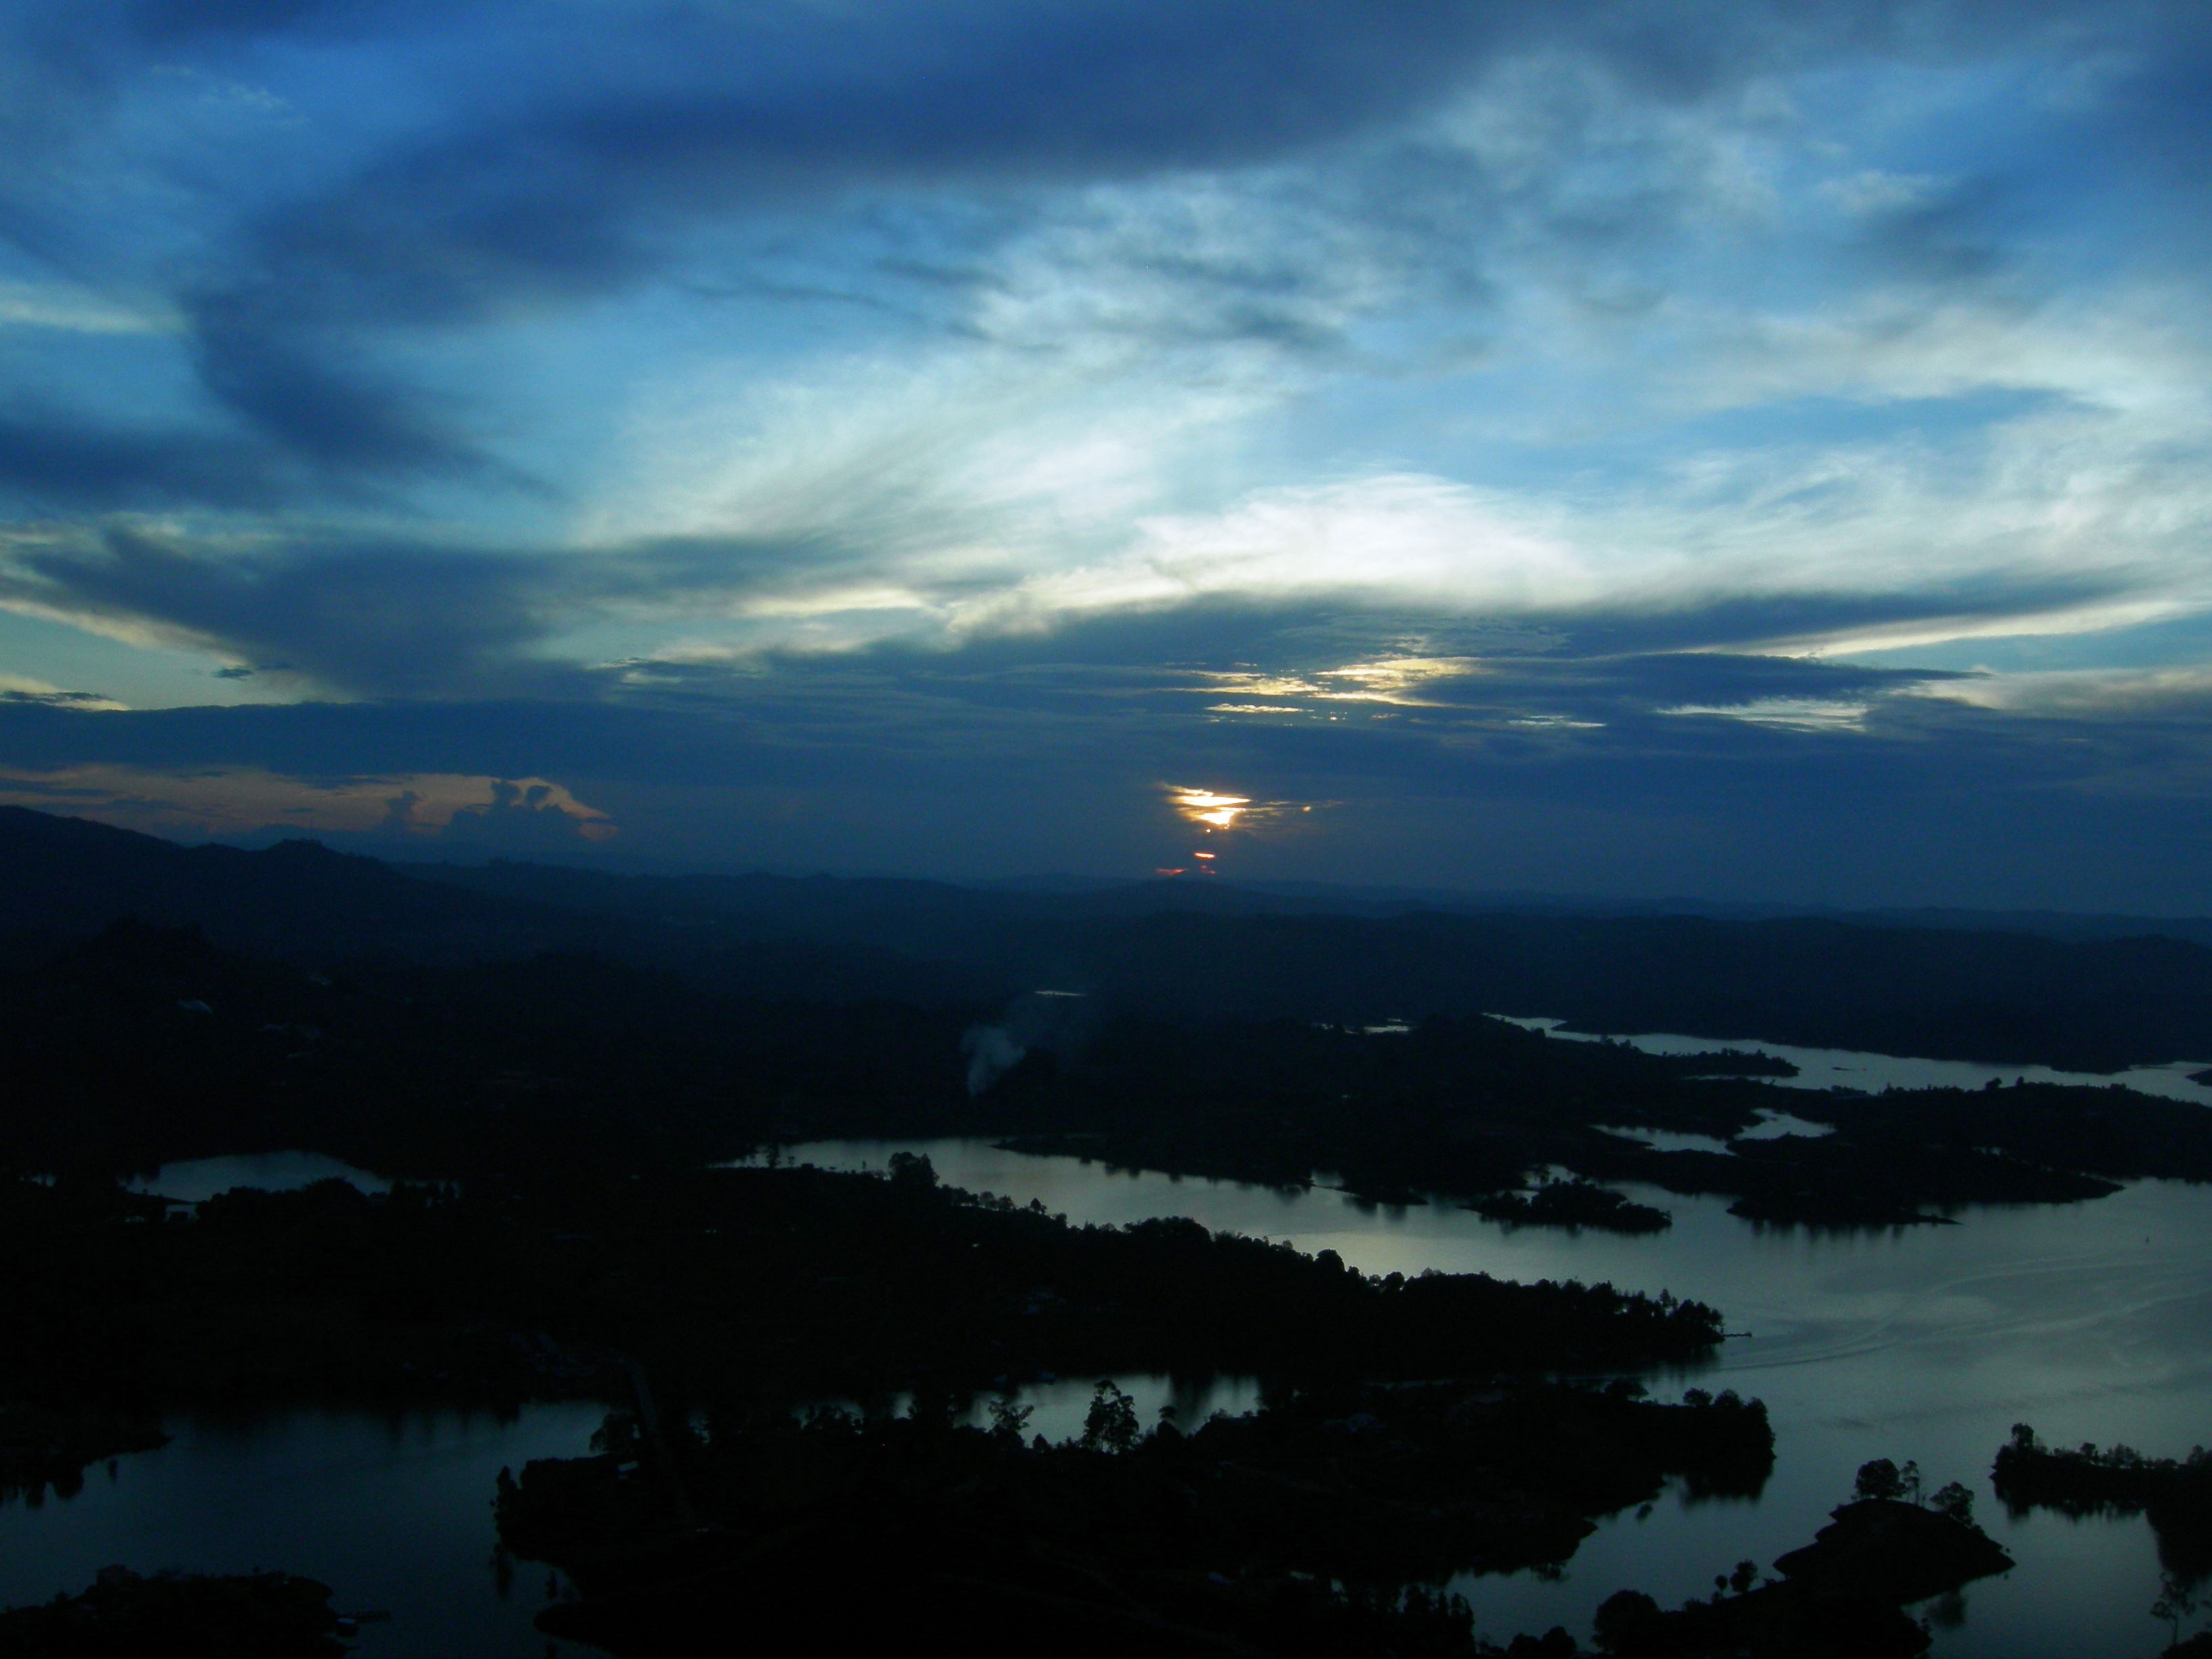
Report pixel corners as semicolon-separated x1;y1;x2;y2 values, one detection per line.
0;1157;1723;1477
0;1153;1774;1654
499;1379;1772;1658
0;1145;2037;1658
0;807;2200;1653
11;911;2212;1238
0;1569;348;1659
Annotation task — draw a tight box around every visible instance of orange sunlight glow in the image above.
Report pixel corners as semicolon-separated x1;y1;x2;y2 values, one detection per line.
1168;786;1251;830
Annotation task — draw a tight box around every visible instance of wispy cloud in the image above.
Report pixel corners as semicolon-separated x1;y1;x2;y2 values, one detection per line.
2;0;2210;901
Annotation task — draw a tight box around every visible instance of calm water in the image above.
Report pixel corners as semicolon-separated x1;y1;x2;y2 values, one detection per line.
0;1404;605;1657
1496;1015;2212;1107
766;1135;2212;1659
17;1044;2212;1658
7;1153;596;1655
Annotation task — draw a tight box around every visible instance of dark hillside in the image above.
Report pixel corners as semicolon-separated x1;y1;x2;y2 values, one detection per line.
10;807;2212;1069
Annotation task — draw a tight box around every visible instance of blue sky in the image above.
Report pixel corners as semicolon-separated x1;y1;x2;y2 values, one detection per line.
1;0;2209;907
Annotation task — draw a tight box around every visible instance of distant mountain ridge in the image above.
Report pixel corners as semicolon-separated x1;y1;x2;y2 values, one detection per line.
7;805;2212;1071
0;804;567;959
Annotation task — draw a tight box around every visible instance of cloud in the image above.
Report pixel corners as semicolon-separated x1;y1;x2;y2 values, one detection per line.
1;0;2209;909
10;0;2134;484
0;758;611;842
0;647;2205;907
0;409;299;512
0;674;125;712
3;525;581;697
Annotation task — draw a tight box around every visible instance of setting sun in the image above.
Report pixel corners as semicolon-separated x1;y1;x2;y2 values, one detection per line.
1168;787;1250;830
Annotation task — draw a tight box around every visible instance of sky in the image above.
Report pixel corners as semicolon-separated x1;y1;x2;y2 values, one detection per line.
1;0;2209;909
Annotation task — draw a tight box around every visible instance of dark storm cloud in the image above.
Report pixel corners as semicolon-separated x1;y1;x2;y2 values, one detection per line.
935;583;2127;672
3;0;2208;910
186;0;2142;327
184;300;505;480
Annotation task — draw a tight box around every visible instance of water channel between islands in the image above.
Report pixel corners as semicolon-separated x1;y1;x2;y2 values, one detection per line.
7;1023;2212;1658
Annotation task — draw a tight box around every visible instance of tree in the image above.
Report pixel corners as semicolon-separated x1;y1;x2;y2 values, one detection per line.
1854;1458;1906;1502
986;1397;1033;1442
1081;1380;1139;1453
1592;1591;1660;1653
2153;1571;2199;1651
1929;1481;1974;1523
886;1151;937;1190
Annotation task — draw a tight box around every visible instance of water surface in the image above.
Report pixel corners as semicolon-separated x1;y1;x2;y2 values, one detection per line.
0;1404;604;1657
767;1135;2212;1658
18;1040;2212;1658
1495;1016;2212;1106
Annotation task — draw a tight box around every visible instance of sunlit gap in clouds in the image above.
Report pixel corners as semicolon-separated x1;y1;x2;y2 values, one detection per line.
1170;787;1250;830
1160;784;1313;877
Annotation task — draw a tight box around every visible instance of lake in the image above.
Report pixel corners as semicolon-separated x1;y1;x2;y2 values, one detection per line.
4;1152;600;1657
761;1134;2212;1659
0;1403;606;1657
1495;1015;2212;1106
15;1040;2212;1658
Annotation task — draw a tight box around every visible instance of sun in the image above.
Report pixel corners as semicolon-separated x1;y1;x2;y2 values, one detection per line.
1168;787;1250;830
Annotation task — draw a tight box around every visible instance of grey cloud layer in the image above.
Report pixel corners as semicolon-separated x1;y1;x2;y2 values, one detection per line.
5;513;2125;703
5;644;2208;906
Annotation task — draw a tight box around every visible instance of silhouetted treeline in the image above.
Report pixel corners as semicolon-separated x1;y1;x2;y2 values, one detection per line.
0;1402;165;1509
496;1378;1767;1658
0;919;981;1182
1596;1078;2212;1227
0;1159;1722;1429
1592;1493;2010;1659
1471;1179;1671;1233
1993;1423;2212;1580
0;1568;345;1658
984;1017;2195;1226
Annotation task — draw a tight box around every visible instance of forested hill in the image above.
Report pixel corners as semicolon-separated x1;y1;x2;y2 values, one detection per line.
5;805;2211;1071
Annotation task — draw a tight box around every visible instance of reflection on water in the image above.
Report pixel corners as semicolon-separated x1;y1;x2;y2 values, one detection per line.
0;1404;605;1656
1494;1015;2212;1105
22;1092;2212;1658
819;1374;1265;1448
1738;1109;1835;1141
1593;1125;1736;1155
765;1136;2212;1659
1593;1108;1835;1155
127;1151;392;1204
